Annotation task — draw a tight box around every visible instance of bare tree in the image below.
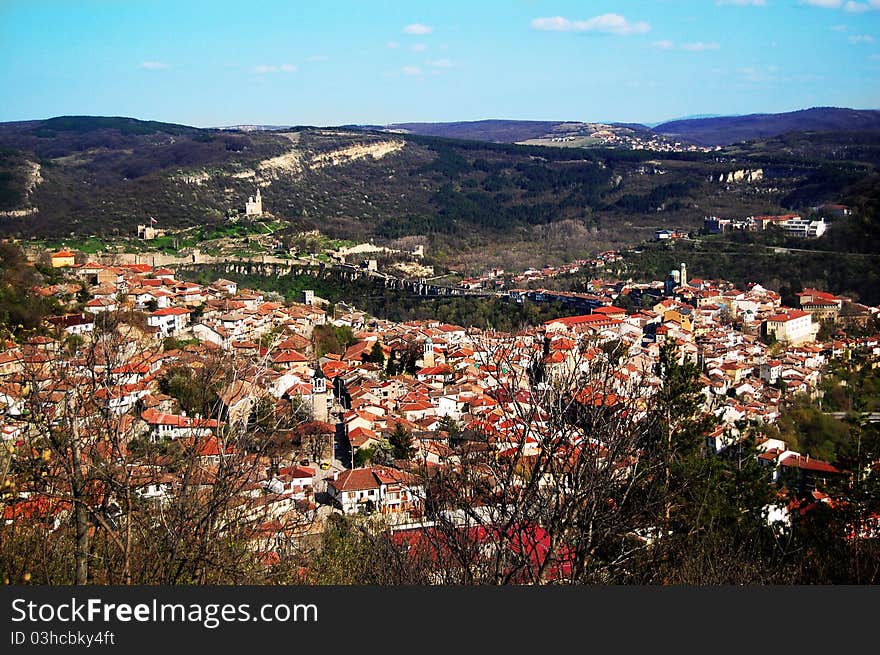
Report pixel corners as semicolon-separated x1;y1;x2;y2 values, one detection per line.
2;308;318;584
407;331;667;584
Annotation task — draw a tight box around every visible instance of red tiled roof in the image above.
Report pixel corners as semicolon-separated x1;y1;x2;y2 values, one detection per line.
329;468;381;492
141;408;218;428
780;454;841;475
767;309;810;323
272;350;308;363
150;307;192;316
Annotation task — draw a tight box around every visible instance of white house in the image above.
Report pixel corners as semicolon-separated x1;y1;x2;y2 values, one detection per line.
148;307;192;338
140;408;219;443
193;323;232;349
326;466;424;521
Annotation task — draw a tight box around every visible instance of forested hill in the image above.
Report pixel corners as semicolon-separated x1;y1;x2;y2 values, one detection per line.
384;120;565;142
654;107;880;146
0;115;878;273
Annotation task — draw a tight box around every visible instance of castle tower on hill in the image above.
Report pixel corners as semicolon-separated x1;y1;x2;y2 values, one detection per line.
245;188;263;216
680;262;687;287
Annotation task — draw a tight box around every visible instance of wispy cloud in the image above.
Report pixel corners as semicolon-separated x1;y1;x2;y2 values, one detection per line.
850;34;876;43
830;24;848;31
531;14;651;36
139;61;169;70
404;23;432;35
736;65;776;82
253;63;297;74
800;0;843;7
387;41;399;49
411;43;427;52
402;66;422;76
800;0;880;9
653;40;721;51
716;0;765;5
428;59;453;68
681;41;721;51
306;55;329;62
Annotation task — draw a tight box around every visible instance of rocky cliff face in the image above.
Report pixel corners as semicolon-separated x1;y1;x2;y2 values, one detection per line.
716;168;763;184
308;140;404;169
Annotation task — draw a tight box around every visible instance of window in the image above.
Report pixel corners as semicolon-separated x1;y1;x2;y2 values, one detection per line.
346;491;355;499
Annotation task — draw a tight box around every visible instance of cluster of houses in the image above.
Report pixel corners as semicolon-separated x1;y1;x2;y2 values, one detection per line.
3;248;880;560
704;213;829;238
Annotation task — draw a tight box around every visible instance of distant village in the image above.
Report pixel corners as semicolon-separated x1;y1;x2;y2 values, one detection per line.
3;234;879;560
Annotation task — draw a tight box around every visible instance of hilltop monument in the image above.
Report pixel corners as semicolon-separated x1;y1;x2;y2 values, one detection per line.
245;188;263;217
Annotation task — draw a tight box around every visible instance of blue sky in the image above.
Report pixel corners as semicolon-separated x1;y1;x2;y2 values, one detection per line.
1;0;878;127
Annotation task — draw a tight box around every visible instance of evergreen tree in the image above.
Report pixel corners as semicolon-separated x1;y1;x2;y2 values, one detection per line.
643;341;719;530
437;415;462;446
368;341;385;367
389;423;414;460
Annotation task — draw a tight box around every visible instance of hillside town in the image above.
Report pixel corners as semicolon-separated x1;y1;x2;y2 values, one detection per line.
2;245;879;578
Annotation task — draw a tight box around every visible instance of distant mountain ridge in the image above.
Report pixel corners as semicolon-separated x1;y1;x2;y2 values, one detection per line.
349;108;880;147
385;120;567;142
653;107;880;146
379;119;655;143
0;113;878;275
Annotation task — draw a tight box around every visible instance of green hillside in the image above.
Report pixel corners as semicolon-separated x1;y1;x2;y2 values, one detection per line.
0;116;877;274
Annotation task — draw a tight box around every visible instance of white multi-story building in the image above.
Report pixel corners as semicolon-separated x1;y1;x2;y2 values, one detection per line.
781;217;826;238
148;307;192;337
764;309;818;345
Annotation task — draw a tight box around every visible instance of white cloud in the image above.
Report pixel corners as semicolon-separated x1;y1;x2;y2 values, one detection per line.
404;23;432;35
531;14;651;36
869;53;880;59
402;66;422;76
830;24;848;31
716;0;765;5
306;55;329;62
411;43;427;52
428;59;453;68
850;34;876;42
139;61;169;70
681;41;721;51
652;40;722;52
800;0;843;7
253;64;297;74
387;41;399;49
801;0;880;8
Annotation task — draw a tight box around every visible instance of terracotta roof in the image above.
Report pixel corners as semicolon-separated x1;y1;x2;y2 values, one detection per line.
141;408;218;428
329;468;381;492
767;309;810;322
780;454;841;475
151;307;191;316
272;350;308;363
